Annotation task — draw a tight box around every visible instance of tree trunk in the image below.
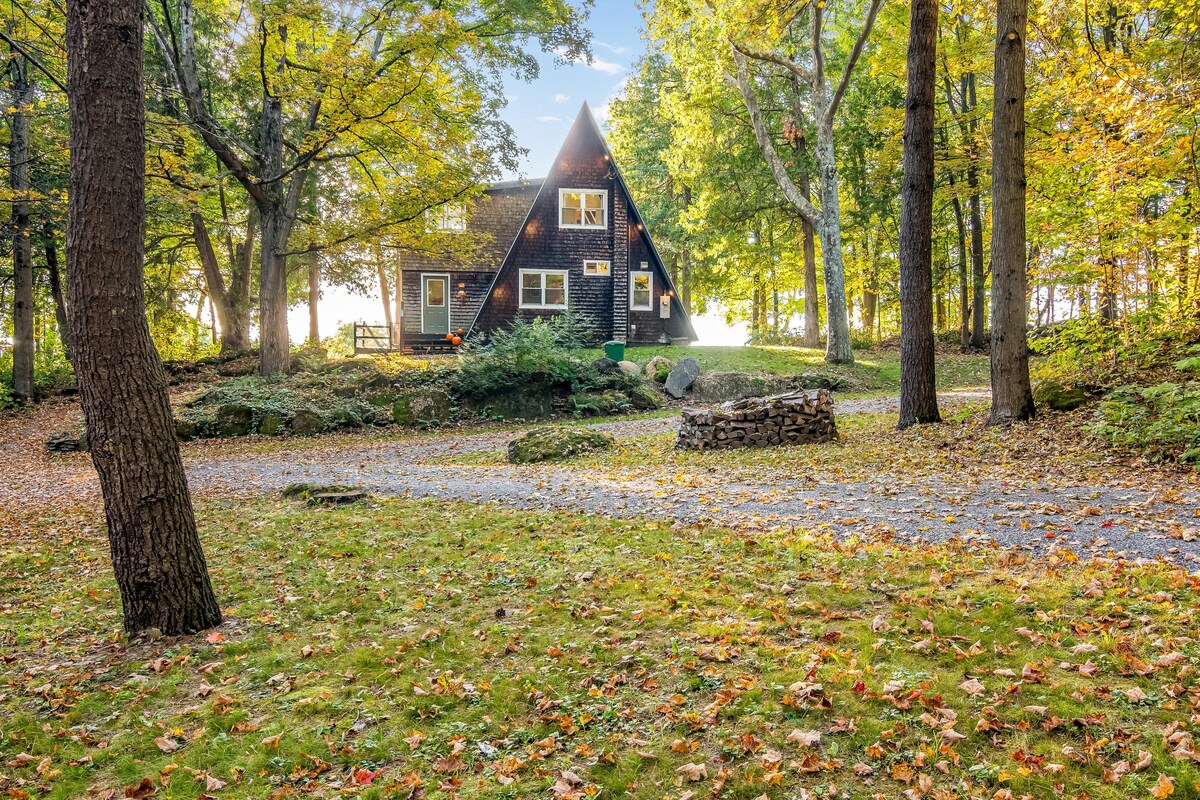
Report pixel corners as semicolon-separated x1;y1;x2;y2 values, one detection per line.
951;191;970;348
190;211;240;350
308;257;320;344
988;0;1035;426
44;231;72;365
798;164;820;348
66;0;221;635
9;53;35;401
815;127;854;363
393;261;403;347
258;204;291;374
898;0;941;428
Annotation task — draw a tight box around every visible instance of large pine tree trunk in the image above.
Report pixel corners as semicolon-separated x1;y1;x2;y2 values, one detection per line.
898;0;941;428
308;257;320;344
9;54;35;401
67;0;222;635
988;0;1035;426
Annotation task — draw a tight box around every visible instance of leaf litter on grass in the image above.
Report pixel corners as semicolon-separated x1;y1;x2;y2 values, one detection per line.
3;495;1200;799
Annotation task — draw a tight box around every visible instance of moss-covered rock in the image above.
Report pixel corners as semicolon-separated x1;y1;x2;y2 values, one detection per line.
645;356;674;384
507;427;615;464
463;386;555;420
1034;380;1088;411
215;403;254;437
393;388;453;426
690;372;789;404
259;412;288;436
290;409;325;436
796;372;849;392
571;390;630;416
628;383;664;410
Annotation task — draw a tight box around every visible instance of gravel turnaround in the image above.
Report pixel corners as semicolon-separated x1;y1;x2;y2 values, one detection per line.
182;390;1200;566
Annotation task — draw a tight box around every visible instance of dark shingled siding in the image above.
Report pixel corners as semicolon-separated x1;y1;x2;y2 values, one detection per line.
398;105;695;345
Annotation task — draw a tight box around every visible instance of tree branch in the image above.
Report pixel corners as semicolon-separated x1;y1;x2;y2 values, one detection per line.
826;0;885;125
730;49;822;228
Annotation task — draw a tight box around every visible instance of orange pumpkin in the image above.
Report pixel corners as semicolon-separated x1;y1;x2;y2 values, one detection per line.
451;335;462;346
444;333;454;341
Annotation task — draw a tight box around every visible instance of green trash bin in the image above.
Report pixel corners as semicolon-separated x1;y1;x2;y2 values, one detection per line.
603;340;625;362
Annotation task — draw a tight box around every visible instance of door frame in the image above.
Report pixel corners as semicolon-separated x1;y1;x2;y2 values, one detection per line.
420;273;451;335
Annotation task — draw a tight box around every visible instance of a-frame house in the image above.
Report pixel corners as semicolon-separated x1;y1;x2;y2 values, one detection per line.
392;103;696;351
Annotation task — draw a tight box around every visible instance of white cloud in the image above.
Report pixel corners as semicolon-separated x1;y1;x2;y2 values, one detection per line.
554;93;570;104
536;115;563;123
554;47;625;76
596;41;629;55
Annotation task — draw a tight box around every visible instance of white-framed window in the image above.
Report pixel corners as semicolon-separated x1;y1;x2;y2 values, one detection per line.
559;189;608;229
429;204;466;232
583;259;611;276
519;269;569;309
630;271;653;310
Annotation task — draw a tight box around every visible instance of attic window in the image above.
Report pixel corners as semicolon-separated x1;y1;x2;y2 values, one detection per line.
583;259;610;276
430;204;466;232
559;189;607;230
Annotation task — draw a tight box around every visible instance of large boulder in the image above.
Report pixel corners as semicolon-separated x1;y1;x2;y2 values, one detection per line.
663;357;701;399
690;372;791;404
645;356;674;384
463;386;554;420
507;427;615;464
617;360;641;375
1034;380;1087;411
215;403;254;436
290;409;325;436
795;371;850;392
592;357;621;375
627;383;664;410
572;390;630;416
393;388;452;426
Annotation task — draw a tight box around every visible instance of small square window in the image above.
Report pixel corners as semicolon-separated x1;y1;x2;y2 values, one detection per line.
429;204;466;232
583;260;611;276
630;272;653;311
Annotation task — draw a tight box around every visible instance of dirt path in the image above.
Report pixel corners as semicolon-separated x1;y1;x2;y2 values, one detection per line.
6;388;1199;565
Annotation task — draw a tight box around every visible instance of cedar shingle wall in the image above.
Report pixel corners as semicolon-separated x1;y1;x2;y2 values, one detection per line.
477;132;619;341
399;270;494;336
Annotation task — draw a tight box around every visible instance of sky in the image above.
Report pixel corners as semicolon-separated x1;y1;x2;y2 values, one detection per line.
288;2;746;347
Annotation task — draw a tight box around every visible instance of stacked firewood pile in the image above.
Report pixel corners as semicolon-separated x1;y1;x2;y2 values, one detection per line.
675;390;837;450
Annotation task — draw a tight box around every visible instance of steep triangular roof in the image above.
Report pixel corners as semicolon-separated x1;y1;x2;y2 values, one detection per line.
467;103;696;341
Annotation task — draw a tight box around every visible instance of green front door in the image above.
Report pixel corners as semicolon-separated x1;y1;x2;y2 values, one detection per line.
421;275;449;335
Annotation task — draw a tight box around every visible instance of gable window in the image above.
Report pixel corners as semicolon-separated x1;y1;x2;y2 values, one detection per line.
630;272;653;310
429;204;466;232
559;189;608;230
520;269;568;309
583;259;611;276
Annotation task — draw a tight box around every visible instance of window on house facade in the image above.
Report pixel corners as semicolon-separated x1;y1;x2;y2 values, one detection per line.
519;269;568;309
429;204;466;232
559;189;607;229
630;272;653;310
583;259;611;276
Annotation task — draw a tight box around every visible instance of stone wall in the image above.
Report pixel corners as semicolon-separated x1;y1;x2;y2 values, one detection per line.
675;390;837;450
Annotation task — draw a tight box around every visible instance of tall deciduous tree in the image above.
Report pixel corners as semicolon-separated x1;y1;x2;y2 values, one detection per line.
724;0;885;364
147;0;589;376
988;0;1035;425
67;0;221;634
898;0;940;428
9;49;35;400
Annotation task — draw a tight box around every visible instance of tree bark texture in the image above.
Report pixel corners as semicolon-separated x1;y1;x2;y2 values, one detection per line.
798;163;821;349
988;0;1036;425
9;53;35;401
898;0;941;428
67;0;222;635
966;73;987;350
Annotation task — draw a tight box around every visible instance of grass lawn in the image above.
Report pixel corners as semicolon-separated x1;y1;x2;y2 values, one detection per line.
626;345;990;396
3;495;1198;799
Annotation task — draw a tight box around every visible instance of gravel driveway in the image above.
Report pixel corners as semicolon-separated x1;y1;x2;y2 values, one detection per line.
180;388;1200;566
